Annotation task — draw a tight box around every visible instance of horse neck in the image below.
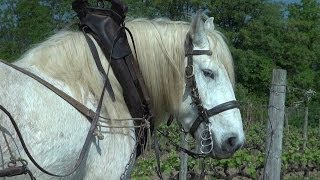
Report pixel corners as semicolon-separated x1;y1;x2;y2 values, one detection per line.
126;20;189;124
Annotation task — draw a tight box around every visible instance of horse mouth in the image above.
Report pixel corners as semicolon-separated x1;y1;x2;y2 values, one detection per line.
202;135;240;159
211;151;234;159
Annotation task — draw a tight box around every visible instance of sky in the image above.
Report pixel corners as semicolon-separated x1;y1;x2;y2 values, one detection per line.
275;0;320;3
275;0;300;3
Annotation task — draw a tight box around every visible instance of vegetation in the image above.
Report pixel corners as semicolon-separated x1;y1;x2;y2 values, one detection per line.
131;117;320;179
1;0;319;104
0;0;319;178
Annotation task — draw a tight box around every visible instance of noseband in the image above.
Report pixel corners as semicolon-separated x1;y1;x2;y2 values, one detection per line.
184;37;240;137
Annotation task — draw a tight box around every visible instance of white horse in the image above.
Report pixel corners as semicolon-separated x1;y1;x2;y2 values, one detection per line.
0;13;244;179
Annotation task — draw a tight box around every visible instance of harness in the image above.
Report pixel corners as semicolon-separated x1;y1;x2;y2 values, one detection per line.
72;0;153;155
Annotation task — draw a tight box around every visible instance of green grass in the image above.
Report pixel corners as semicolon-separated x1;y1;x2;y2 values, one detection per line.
131;122;320;179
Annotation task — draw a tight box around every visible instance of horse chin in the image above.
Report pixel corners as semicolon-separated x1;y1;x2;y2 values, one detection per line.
196;145;234;159
210;151;234;160
194;144;234;159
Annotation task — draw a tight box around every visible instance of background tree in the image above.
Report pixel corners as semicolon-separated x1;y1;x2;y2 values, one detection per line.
282;0;320;105
0;0;319;109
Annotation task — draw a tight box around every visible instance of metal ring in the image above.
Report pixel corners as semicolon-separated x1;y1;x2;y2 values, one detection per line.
97;0;105;8
19;158;28;166
185;65;194;78
8;161;17;167
200;143;213;154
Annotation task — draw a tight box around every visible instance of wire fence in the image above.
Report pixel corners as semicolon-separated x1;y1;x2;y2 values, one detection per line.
133;70;320;179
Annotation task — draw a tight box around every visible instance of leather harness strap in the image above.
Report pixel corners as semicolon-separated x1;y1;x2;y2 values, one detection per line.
207;100;239;117
0;165;35;179
0;60;108;177
83;32;116;101
73;0;153;155
0;60;95;122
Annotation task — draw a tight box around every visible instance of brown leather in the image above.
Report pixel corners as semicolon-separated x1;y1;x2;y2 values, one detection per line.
73;1;130;60
0;60;95;122
84;32;115;101
0;166;28;177
72;0;153;154
0;60;106;177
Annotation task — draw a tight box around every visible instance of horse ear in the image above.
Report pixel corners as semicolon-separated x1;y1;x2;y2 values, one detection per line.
190;11;207;47
204;17;215;31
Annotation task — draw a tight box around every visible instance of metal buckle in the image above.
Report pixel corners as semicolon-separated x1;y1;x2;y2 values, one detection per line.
191;88;200;98
185;65;194;78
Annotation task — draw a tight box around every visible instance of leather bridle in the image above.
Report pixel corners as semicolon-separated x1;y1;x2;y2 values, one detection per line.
184;35;240;136
158;35;241;159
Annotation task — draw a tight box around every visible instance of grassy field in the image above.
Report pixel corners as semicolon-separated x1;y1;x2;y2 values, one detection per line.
131;121;320;179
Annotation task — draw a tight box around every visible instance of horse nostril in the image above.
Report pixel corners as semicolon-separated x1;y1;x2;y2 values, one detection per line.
221;135;242;153
228;137;237;147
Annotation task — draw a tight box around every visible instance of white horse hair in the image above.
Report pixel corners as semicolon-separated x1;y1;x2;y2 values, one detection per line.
0;13;244;179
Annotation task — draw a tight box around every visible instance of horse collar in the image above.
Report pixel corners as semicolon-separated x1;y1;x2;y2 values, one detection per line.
73;0;154;156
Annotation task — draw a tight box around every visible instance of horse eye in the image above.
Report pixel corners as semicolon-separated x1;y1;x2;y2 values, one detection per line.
202;70;215;79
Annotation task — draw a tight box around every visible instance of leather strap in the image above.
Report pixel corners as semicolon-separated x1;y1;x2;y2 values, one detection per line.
157;129;206;159
207;100;239;117
189;116;206;137
185;50;212;56
0;79;107;177
0;166;28;177
0;59;110;177
188;101;239;136
73;0;154;156
83;33;115;101
0;166;35;179
0;60;95;122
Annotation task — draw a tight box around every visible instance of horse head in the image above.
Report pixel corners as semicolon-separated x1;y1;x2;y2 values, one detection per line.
177;12;245;159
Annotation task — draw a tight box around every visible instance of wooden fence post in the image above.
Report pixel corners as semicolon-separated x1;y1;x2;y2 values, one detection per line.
318;114;320;138
263;69;287;180
318;113;320;138
302;102;309;151
179;133;188;180
302;89;315;150
285;108;289;133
